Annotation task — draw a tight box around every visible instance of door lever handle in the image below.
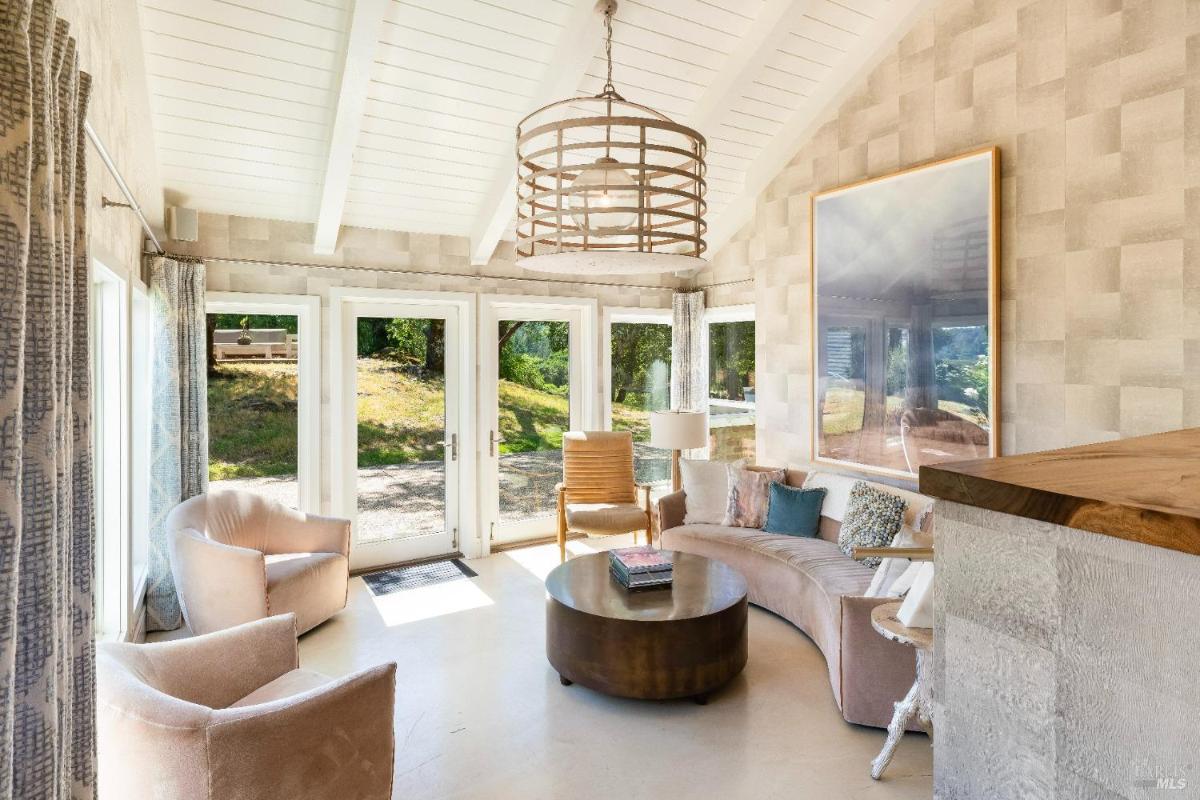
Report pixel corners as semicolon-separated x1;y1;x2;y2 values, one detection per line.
489;430;506;457
442;433;458;461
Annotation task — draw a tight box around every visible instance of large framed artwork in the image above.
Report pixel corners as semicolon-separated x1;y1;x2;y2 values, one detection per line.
810;147;998;479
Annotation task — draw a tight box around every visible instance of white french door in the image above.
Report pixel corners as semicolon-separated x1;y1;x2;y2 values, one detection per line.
479;295;597;548
331;290;475;570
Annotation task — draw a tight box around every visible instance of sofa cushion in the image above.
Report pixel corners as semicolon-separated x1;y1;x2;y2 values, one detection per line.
265;552;348;634
663;524;874;599
566;502;648;535
763;483;825;537
680;458;742;524
724;466;784;528
838;482;907;568
228;668;331;708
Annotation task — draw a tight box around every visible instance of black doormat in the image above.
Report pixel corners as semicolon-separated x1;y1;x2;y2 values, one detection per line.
361;559;478;597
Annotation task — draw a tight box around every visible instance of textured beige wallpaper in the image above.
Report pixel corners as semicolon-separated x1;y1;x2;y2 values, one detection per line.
695;0;1200;468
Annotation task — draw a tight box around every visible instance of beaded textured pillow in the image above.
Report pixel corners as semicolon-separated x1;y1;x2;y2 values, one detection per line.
838;481;908;568
723;467;785;528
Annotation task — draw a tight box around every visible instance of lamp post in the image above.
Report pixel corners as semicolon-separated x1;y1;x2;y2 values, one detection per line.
649;410;708;493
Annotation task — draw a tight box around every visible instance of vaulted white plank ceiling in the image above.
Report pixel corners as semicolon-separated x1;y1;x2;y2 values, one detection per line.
139;0;926;262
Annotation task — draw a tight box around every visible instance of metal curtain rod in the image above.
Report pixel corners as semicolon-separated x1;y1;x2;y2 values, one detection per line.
694;276;753;290
84;120;165;255
198;254;680;292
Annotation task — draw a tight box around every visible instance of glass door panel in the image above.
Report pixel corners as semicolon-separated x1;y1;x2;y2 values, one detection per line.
354;316;448;543
482;297;594;547
336;298;462;570
496;320;571;527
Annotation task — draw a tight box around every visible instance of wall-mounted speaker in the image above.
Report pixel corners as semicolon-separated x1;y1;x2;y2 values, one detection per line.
167;206;199;242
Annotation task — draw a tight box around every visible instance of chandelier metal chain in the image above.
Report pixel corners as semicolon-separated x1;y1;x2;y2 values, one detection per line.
601;2;617;97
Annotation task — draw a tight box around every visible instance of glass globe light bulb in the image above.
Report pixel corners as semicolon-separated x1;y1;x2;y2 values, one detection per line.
568;157;639;233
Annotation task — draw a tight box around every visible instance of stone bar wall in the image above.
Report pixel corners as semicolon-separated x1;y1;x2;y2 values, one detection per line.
934;500;1200;798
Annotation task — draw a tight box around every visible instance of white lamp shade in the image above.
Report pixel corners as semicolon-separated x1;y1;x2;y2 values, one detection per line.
649;410;708;450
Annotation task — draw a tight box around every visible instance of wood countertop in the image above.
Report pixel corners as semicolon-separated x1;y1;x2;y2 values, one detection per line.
918;428;1200;556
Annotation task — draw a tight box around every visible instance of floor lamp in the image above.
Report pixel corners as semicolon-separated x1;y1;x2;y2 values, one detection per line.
650;410;708;492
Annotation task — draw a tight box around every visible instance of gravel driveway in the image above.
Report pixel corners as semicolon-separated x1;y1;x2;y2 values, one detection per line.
213;444;671;543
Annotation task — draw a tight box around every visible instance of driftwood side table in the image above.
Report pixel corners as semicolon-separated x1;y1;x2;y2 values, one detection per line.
869;600;933;780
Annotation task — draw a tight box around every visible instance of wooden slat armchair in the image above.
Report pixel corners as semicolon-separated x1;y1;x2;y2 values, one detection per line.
556;431;652;562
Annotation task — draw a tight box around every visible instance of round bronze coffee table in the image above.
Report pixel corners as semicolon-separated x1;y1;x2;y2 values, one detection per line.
545;551;748;703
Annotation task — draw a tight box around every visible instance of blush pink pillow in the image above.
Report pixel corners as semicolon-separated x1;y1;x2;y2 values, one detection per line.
723;466;785;528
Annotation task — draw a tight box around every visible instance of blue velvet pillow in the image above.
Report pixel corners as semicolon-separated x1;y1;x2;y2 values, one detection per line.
762;483;826;537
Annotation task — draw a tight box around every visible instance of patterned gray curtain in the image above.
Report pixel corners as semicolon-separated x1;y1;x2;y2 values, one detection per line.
671;290;707;413
145;255;207;632
0;1;96;796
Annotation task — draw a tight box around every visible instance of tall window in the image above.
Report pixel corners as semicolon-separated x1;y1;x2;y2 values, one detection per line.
91;261;127;637
706;310;756;462
607;311;672;485
206;311;300;508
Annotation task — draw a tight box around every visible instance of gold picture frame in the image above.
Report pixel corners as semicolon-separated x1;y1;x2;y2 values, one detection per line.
809;147;1000;480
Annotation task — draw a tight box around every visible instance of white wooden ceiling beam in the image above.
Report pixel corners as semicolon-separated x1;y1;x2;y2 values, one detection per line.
313;0;389;255
684;0;808;136
704;0;933;257
468;0;604;267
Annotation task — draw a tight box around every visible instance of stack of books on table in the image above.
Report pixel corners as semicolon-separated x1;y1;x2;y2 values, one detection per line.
609;546;673;591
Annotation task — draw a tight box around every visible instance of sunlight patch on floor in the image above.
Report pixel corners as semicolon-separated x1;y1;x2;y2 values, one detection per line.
500;539;600;581
368;577;494;627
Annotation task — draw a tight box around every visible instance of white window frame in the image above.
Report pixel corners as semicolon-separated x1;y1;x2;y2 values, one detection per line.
205;292;321;513
600;306;673;429
91;259;129;640
329;287;477;567
129;282;152;626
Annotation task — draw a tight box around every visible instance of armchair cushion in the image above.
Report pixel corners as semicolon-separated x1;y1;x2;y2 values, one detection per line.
230;668;331;708
565;502;650;535
266;552;350;635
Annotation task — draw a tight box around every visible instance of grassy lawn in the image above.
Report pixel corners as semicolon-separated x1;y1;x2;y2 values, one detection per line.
209;358;654;478
208;361;300;480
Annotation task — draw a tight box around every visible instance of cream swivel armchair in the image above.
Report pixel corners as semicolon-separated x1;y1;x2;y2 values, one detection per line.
97;614;396;800
556;431;652;562
167;490;351;635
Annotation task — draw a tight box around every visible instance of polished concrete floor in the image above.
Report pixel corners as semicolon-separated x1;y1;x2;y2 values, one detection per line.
299;534;933;800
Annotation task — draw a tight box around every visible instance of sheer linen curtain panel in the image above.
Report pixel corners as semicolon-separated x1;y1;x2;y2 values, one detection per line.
671;291;707;458
145;254;207;632
0;1;97;796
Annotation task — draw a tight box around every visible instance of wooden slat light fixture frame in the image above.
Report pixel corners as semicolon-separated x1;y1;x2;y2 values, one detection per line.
514;2;708;275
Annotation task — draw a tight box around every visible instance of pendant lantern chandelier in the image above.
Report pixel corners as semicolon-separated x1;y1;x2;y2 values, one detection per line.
515;0;708;274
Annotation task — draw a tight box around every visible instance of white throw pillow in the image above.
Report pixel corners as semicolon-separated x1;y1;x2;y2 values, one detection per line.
681;458;744;525
864;526;919;598
897;563;934;627
889;561;924;597
800;472;857;522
